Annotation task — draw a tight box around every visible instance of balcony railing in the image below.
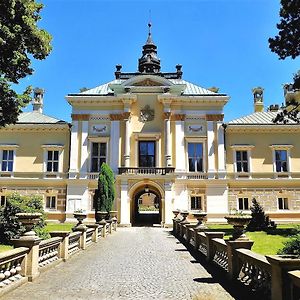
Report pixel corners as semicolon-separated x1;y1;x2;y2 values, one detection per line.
118;167;175;175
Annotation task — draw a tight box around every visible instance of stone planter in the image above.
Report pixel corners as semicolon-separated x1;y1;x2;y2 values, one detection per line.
192;211;208;231
95;211;108;223
172;209;180;220
16;212;42;240
73;212;87;230
225;214;252;240
179;210;189;224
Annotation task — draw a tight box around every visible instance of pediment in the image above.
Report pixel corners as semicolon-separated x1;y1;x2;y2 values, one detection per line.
122;75;173;88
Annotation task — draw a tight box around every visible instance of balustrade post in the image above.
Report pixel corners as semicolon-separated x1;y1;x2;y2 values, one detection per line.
49;231;70;261
107;219;113;234
266;255;300;300
86;224;99;243
226;240;254;280
205;232;225;262
73;227;87;250
99;219;107;238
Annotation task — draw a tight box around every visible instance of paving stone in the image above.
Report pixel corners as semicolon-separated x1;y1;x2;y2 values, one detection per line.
2;227;235;300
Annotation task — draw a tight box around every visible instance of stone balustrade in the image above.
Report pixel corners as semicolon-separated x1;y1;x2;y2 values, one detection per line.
173;214;300;300
0;217;117;297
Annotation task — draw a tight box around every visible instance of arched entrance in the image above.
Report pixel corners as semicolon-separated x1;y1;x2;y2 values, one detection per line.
131;184;162;226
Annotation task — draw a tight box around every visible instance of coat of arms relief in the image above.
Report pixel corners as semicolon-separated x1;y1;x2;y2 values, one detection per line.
140;105;155;122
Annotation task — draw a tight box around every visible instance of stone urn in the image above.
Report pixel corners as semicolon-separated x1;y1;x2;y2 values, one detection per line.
172;209;181;220
179;210;190;225
73;212;87;227
225;214;252;240
95;211;108;224
109;210;118;220
16;212;42;240
192;211;208;231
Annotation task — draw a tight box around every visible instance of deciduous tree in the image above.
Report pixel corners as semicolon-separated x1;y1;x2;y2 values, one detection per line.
269;0;300;60
0;0;52;127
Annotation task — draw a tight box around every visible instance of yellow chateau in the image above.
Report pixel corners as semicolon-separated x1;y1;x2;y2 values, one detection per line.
1;29;300;226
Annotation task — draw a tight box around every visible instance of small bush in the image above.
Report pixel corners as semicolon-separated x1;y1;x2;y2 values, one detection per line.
247;198;270;231
0;192;49;244
278;234;300;256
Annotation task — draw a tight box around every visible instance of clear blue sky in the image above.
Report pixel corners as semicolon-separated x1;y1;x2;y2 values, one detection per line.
18;0;299;122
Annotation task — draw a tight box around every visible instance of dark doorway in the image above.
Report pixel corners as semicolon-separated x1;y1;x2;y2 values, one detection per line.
132;187;161;226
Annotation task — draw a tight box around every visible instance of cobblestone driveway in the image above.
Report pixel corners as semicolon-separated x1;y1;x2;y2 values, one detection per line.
3;227;235;300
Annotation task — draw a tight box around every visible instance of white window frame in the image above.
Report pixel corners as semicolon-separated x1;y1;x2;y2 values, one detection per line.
190;195;203;211
88;137;109;173
237;197;250;211
41;145;64;178
133;133;161;168
185;138;206;173
270;145;293;178
0;144;19;175
45;195;57;210
231;145;254;178
277;197;289;210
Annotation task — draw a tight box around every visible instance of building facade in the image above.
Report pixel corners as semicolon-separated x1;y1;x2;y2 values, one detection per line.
1;29;300;225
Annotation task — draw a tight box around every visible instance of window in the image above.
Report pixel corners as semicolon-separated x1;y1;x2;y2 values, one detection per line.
236;151;248;172
47;150;59;172
0;196;6;206
46;196;56;209
139;141;155;167
238;197;249;210
191;196;202;210
278;197;289;210
91;142;107;172
1;150;14;172
188;143;203;172
275;150;288;172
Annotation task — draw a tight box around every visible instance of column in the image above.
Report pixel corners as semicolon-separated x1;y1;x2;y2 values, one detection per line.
69;120;79;179
164;182;173;226
217;122;226;179
174;114;186;172
164;112;172;167
207;120;215;179
80;121;89;179
109;114;120;173
123;112;131;167
120;181;131;226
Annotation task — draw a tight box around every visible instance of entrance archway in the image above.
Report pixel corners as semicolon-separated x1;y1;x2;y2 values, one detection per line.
131;184;162;226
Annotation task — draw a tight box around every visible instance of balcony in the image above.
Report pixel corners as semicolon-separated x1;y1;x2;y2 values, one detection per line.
118;167;175;175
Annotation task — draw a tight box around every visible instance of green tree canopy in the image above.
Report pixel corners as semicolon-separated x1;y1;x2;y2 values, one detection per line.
269;0;300;59
0;0;52;127
93;163;115;214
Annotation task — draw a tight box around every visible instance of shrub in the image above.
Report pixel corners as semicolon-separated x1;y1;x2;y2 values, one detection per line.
0;192;49;244
247;198;269;231
93;163;115;218
278;234;300;256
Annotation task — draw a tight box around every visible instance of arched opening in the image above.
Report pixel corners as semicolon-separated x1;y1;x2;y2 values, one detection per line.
132;185;162;226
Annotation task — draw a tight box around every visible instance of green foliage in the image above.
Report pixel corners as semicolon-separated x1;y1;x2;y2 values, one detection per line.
93;163;115;215
247;198;269;231
269;0;300;60
0;192;49;244
0;0;52;127
278;234;300;256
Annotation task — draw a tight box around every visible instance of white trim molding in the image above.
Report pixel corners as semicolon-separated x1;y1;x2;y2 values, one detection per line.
269;144;293;178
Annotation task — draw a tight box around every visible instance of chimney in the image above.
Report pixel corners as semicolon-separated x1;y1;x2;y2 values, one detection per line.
33;88;44;113
252;87;264;112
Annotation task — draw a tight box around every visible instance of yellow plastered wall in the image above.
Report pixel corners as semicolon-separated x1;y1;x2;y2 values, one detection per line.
0;130;70;172
226;130;300;173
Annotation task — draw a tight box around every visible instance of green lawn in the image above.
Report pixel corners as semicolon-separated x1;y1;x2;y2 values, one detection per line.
0;244;13;253
207;224;299;255
45;223;74;232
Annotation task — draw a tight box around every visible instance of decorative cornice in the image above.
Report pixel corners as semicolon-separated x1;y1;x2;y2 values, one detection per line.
171;114;186;121
163;112;171;120
109;113;123;121
122;112;131;120
206;114;224;121
226;125;300;133
71;114;90;121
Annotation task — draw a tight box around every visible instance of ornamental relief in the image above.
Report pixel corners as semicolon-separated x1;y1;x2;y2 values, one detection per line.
140;105;155;122
89;124;110;135
185;122;207;136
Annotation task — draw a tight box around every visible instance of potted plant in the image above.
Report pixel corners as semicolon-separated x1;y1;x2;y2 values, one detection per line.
225;210;252;240
73;209;87;226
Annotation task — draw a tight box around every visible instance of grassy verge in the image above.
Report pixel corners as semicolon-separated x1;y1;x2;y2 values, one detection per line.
0;244;13;253
207;224;299;255
45;223;74;232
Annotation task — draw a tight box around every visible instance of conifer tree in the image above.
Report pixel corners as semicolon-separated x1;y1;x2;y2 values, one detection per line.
247;198;268;231
93;163;115;218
